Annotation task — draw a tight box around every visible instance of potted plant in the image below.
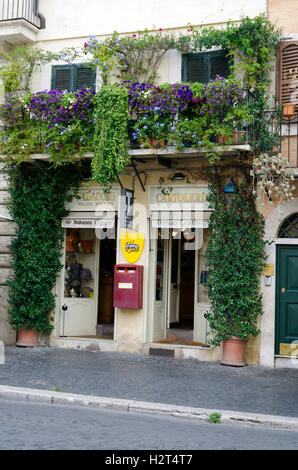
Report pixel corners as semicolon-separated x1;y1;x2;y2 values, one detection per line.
282;103;295;118
282;69;297;118
133;112;171;149
16;328;39;347
205;182;267;366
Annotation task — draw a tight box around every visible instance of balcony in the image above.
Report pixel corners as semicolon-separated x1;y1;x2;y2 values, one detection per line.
0;0;45;44
262;111;298;169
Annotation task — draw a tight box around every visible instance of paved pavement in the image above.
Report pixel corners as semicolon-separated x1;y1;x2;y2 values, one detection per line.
1;347;298;418
1;399;298;450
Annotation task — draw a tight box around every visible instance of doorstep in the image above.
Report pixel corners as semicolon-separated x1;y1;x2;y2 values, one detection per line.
52;336;119;353
143;342;220;361
274;355;298;369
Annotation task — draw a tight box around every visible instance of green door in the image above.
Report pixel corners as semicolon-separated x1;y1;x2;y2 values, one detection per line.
276;245;298;355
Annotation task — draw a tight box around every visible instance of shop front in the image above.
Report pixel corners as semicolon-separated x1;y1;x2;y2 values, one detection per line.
54;185;120;339
146;185;213;349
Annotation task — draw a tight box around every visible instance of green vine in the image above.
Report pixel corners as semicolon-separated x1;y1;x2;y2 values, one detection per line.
0;45;75;95
205;176;267;346
91;85;130;187
6;162;82;333
177;15;282;155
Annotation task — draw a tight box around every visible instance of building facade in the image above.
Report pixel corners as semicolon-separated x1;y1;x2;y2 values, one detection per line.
0;0;297;368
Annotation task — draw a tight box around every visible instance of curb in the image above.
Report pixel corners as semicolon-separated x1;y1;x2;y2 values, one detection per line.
0;384;298;431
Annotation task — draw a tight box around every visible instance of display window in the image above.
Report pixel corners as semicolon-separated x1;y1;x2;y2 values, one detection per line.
64;228;96;299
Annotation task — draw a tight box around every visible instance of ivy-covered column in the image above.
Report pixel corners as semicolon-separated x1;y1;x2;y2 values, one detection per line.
205;178;267;361
6;162;82;337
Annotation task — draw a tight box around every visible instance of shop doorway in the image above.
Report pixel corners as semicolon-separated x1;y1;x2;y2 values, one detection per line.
151;228;210;345
97;237;117;338
59;227;117;338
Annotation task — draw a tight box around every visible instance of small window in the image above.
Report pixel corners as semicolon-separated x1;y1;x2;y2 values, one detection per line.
51;65;96;91
182;50;230;83
278;214;298;238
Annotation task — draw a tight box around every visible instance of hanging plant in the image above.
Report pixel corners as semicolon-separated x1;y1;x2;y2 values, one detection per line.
91;85;130;187
253;153;295;204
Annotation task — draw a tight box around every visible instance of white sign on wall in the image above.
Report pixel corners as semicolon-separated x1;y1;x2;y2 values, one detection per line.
150;186;210;211
65;187;120;212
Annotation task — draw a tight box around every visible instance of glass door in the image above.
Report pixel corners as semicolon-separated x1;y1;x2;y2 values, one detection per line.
151;231;169;342
60;228;99;336
194;228;210;344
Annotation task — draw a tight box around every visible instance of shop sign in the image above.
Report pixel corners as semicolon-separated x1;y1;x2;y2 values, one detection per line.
62;216;115;229
120;232;145;264
150;186;210;211
65;187;119;212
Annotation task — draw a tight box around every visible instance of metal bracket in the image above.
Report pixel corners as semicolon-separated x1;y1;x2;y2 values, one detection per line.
130;159;146;192
116;175;123;189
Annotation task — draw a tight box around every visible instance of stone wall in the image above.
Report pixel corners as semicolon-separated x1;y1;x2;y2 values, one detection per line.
0;165;16;345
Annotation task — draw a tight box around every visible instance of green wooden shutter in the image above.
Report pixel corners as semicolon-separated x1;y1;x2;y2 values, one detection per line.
51;66;73;91
182;50;230;83
75;66;96;90
210;51;230;79
182;54;208;83
52;65;96;91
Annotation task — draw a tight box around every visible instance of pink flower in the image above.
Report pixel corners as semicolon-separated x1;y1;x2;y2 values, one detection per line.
84;42;88;47
159;28;163;31
187;28;192;32
132;34;137;37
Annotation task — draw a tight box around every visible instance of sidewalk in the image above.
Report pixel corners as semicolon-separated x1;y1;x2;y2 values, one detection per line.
0;347;298;420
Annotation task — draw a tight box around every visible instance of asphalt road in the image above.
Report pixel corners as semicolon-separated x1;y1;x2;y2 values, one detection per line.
0;400;298;450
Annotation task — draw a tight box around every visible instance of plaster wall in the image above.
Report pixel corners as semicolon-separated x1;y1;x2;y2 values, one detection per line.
267;0;298;34
36;0;266;43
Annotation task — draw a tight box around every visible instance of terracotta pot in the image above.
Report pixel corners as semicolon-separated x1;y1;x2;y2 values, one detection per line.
217;134;230;145
283;103;295;118
16;329;38;347
143;138;165;149
220;336;246;367
232;130;246;144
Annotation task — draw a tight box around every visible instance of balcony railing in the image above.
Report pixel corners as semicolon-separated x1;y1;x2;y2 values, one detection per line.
262;111;298;167
0;0;45;29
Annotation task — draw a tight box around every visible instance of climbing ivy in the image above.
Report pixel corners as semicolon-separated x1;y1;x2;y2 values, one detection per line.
6;162;82;333
91;85;130;187
205;176;267;346
177;14;282;155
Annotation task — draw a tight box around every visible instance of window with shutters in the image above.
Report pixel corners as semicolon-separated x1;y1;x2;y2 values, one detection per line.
277;42;298;112
181;50;230;83
51;65;96;91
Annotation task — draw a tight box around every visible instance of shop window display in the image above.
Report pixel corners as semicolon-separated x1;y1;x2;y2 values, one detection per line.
64;228;96;298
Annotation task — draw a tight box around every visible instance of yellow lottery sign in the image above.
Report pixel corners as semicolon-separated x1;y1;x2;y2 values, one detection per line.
120;232;145;264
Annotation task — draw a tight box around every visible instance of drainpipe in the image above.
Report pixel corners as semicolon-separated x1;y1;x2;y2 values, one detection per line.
33;0;46;29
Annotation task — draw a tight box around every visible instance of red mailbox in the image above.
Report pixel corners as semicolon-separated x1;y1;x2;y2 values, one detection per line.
114;264;144;309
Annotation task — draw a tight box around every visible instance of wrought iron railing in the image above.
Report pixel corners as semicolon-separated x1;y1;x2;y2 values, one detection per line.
261;111;298;167
0;0;45;29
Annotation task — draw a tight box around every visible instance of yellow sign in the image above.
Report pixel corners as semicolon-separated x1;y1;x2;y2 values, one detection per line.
121;232;145;264
263;264;275;277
